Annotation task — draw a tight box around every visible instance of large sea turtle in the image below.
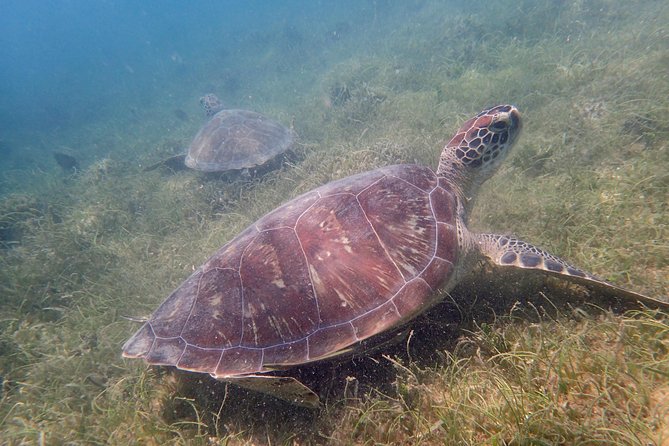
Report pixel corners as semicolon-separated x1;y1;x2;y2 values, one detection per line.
144;94;294;175
123;105;669;407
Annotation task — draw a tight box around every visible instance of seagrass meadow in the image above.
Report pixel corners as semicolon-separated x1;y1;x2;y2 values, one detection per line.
1;1;668;444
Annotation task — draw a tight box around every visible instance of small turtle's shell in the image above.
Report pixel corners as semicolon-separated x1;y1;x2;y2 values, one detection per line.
123;164;459;377
185;109;293;172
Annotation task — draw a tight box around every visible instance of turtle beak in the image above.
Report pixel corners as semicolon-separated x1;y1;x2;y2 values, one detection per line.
504;106;522;148
509;106;522;136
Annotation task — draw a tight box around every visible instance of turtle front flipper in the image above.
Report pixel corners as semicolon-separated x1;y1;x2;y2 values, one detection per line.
475;233;669;310
142;154;187;172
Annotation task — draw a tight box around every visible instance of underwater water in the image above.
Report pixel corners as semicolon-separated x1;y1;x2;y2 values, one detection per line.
1;0;668;444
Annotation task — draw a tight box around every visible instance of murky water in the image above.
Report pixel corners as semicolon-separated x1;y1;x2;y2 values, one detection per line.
1;1;667;444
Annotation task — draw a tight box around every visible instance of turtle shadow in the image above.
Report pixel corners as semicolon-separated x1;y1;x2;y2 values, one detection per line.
160;267;647;442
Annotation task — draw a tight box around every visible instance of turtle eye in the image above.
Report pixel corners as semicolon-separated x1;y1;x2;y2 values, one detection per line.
489;120;508;131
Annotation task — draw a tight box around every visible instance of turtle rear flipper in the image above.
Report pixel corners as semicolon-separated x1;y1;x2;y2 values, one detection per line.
475;233;669;310
221;375;320;408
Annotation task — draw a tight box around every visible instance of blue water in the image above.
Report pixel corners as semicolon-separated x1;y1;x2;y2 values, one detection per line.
0;0;419;173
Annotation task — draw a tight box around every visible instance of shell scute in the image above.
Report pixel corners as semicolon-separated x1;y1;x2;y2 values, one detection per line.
255;191;320;231
358;174;438;281
206;225;259;270
296;193;402;326
380;164;438;192
122;323;155;358
319;169;386;196
178;345;223;374
430;186;457;223
391;279;436;320
215;347;263;377
240;228;317;346
180;267;242;349
435;222;458;262
149;272;201;338
419;256;454;290
146;336;186;366
306;323;357;359
256;191;320;231
262;338;309;367
350;300;402;340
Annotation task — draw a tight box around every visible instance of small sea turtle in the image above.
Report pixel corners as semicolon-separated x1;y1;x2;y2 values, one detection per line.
144;94;294;175
123;105;668;407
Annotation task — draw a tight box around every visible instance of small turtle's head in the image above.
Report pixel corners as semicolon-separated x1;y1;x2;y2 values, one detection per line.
438;104;521;197
199;93;225;117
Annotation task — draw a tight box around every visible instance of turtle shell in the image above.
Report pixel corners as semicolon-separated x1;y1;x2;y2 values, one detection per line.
185;109;293;172
122;164;459;377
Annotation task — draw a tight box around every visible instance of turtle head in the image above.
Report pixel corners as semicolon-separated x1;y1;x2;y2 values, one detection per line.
437;104;521;197
199;93;225;117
